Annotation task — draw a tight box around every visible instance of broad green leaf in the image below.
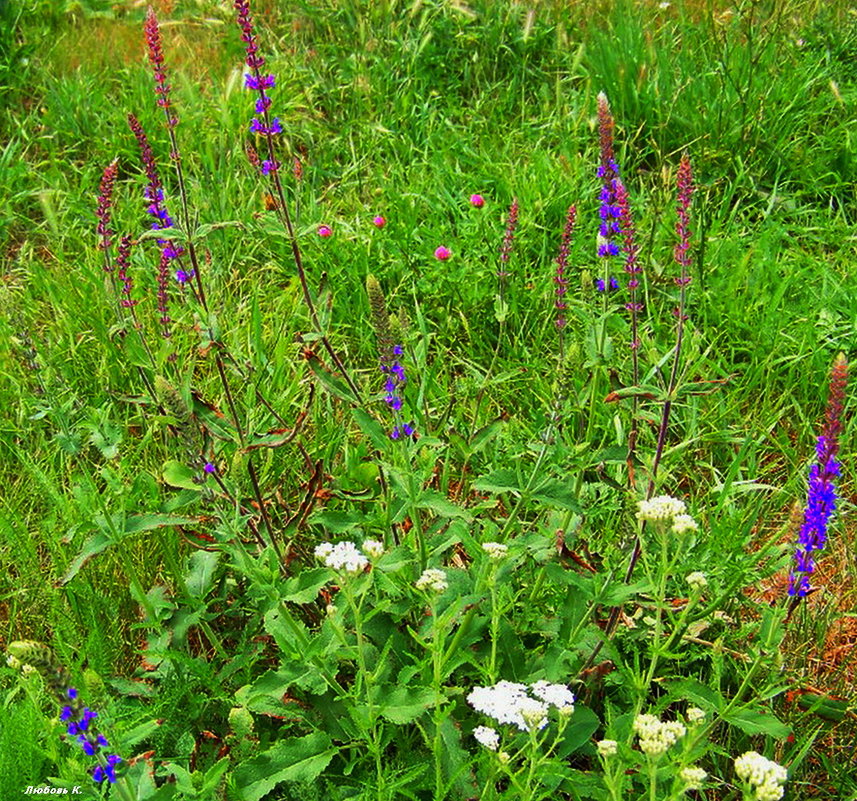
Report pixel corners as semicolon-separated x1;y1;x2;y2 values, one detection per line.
305;352;360;404
235;732;335;801
280;568;332;604
380;685;436;724
185;551;220;599
162;460;203;491
353;407;390;451
61;532;113;584
473;468;520;495
722;708;790;738
416;490;472;520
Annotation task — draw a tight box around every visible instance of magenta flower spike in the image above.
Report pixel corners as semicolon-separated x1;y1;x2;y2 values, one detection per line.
144;7;177;128
96;160;119;257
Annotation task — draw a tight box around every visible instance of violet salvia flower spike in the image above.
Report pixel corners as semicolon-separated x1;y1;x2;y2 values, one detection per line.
497;197;519;299
554;205;576;361
233;0;362;402
116;235;137;309
789;354;848;598
6;642;124;785
96;159;119;260
595;92;621;301
144;6;176;128
674;152;695;299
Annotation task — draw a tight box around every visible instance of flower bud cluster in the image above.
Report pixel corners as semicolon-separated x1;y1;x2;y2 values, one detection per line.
481;542;508;560
680;765;707;790
734;752;787;801
415;568;448;593
636;495;687;522
633;713;686;757
467;680;574;732
685;571;707;592
596;739;618;757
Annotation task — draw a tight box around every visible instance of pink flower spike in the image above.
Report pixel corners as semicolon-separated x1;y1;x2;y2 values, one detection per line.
373;215;386;228
434;245;451;261
318;225;332;238
470;193;485;208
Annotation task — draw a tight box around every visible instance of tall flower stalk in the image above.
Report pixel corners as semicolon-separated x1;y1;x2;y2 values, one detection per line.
554;205;576;363
789;353;848;598
596;92;621;292
233;0;361;400
498;197;519;307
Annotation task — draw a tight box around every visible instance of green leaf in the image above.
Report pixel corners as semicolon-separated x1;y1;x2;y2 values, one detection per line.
304;351;360;404
353;407;390;451
185;551;220;599
532;479;582;511
473;468;520;495
61;532;113;584
416;490;472;520
380;685;436;724
235;732;335;801
162;460;203;491
557;706;601;756
123;514;200;534
280;568;332;604
722;708;791;738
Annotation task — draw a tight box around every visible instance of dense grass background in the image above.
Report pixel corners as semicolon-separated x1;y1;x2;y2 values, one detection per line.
1;0;856;798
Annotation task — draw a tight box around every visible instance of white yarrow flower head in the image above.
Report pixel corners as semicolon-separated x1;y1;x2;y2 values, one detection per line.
315;541;368;574
472;725;500;751
530;681;575;714
680;766;707;790
518;697;549;730
481;541;508;560
636;495;686;522
596;739;618;757
415;568;448;594
686;706;706;724
734;752;787;800
361;539;385;559
672;513;699;534
467;680;557;732
686;571;708;592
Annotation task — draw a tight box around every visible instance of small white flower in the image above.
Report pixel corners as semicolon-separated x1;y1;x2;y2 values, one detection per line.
315;541;368;574
734;751;787;800
467;680;551;731
415;568;448;593
672;513;698;534
518;697;549;730
481;541;508;560
472;725;500;751
686;706;706;724
530;681;575;713
634;714;685;757
636;495;686;522
680;765;707;790
362;539;385;559
596;739;618;757
686;571;708;591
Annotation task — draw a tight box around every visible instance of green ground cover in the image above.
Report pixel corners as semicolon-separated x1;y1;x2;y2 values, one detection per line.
1;0;856;799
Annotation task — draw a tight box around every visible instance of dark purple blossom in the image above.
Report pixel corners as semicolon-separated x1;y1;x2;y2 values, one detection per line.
144;7;177;127
554;205;576;333
96;160;119;256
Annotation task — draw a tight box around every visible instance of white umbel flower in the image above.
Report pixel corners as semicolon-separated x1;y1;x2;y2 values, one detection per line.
686;706;706;724
472;725;500;751
680;765;707;790
686;571;708;591
467;680;550;731
361;539;385;559
637;495;687;522
314;541;368;574
633;713;685;757
415;568;448;593
596;739;618;757
481;542;508;560
530;681;575;714
734;752;787;800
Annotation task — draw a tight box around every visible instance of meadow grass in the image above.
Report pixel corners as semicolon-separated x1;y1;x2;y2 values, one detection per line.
1;0;856;799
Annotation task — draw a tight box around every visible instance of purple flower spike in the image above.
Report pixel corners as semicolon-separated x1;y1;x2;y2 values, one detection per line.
789;355;848;597
96;160;119;256
145;7;177;127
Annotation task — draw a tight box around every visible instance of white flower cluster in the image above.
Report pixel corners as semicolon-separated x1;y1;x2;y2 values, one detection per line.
680;766;707;790
481;542;508;560
467;680;574;732
734;752;787;801
686;571;708;591
671;513;698;534
415;568;448;593
596;739;618;757
686;706;706;724
361;539;385;559
633;713;686;757
637;495;687;522
472;725;500;751
314;541;369;574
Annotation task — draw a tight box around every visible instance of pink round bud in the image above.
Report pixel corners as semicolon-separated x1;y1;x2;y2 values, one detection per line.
434;245;451;261
470;194;485;208
373;215;386;228
318;225;332;238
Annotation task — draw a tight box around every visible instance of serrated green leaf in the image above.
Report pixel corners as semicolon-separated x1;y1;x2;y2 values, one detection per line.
61;532;113;584
416;490;472;520
185;550;220;599
380;685;436;724
235;732;335;801
722;708;790;738
473;468;520;495
280;568;331;604
162;460;203;491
